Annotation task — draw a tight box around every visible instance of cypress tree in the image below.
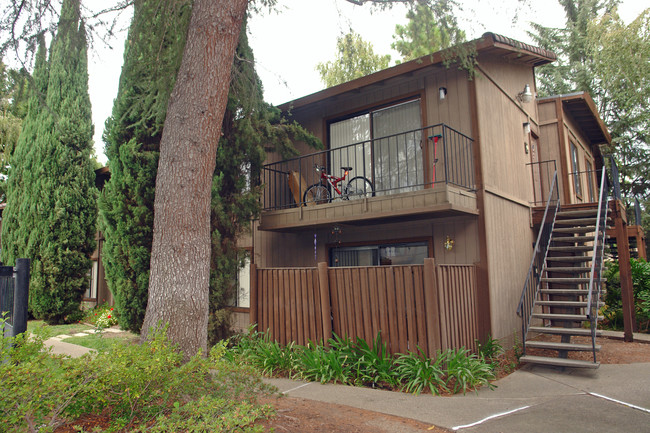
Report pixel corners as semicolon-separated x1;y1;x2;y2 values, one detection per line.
1;36;49;266
99;0;191;332
3;0;97;324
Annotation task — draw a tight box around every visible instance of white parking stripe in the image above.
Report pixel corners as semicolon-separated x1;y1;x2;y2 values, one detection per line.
589;392;650;414
452;405;531;430
282;382;313;394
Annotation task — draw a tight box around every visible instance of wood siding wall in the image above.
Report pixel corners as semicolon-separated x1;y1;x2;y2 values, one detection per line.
250;259;479;356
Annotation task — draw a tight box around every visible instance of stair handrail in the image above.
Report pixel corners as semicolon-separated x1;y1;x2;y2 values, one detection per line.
586;167;610;362
517;170;560;354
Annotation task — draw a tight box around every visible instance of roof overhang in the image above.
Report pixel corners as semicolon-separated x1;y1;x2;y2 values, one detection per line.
538;91;612;162
278;32;557;112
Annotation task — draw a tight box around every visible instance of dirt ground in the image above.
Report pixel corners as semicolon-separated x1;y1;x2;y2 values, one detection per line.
54;336;650;433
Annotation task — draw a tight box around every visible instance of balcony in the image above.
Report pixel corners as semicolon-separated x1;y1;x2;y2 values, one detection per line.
259;124;478;231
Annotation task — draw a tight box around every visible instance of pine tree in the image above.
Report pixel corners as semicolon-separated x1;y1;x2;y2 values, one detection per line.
99;1;191;333
392;1;466;63
3;0;97;324
528;0;619;96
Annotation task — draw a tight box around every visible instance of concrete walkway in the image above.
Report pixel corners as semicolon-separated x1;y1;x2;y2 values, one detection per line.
266;362;650;432
43;327;125;358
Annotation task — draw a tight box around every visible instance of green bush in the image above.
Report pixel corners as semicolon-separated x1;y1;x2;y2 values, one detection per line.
603;258;650;331
0;323;274;432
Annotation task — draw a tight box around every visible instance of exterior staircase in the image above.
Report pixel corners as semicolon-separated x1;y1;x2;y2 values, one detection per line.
519;206;608;369
517;168;611;370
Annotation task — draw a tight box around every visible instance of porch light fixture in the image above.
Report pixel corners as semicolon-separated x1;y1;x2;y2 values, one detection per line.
439;87;447;100
444;235;455;251
523;122;531;134
517;84;533;103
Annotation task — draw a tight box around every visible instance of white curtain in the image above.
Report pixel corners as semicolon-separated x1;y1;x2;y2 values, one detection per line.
330;114;371;181
372;100;422;194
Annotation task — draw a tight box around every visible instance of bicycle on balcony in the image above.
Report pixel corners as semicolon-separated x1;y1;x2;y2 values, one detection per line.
303;164;375;204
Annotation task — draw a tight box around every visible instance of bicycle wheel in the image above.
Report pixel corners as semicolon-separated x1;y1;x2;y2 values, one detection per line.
345;176;375;200
303;184;331;204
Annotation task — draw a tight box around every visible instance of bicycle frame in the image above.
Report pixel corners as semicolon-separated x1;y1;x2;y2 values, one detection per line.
316;165;349;197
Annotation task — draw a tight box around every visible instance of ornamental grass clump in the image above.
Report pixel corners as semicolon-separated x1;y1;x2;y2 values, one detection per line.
230;329;499;396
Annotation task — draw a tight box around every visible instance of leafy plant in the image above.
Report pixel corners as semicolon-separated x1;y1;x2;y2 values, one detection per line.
0;323;274;432
348;333;398;388
293;341;352;384
394;348;446;395
603;258;650;332
443;348;496;394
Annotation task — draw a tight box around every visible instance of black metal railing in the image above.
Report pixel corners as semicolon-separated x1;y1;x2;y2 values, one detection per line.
261;124;474;211
516;171;560;355
586;162;611;361
528;160;557;206
0;259;30;338
567;167;601;204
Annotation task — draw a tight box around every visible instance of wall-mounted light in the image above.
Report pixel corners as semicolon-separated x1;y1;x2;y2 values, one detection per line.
444;235;455;251
439;87;447;100
516;84;533;103
523;122;531;134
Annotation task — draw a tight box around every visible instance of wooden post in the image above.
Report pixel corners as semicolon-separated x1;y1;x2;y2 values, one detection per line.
317;262;333;344
249;263;258;327
614;200;636;342
423;258;442;356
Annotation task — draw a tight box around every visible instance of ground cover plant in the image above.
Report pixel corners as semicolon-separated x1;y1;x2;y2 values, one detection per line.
228;328;501;395
0;322;274;432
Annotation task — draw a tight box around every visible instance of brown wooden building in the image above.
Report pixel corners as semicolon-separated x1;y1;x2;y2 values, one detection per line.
226;32;619;357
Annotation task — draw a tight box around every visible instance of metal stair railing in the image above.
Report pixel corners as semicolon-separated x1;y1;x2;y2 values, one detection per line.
586;164;612;362
517;171;560;356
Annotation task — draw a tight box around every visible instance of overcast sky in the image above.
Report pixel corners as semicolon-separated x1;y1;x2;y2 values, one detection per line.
86;0;647;163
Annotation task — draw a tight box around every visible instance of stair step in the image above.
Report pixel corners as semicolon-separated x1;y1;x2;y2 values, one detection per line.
540;289;589;295
535;300;591;307
553;235;596;243
525;340;601;352
553;226;597;234
520;355;600;369
529;326;602;337
546;256;593;263
545;267;592;273
532;313;588;321
556;209;599;218
554;218;598;226
542;277;591;284
548;246;594;252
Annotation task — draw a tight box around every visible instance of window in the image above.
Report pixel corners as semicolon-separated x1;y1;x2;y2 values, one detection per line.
331;241;429;267
229;254;251;308
84;261;98;300
585;159;595;202
570;143;582;197
329;99;423;195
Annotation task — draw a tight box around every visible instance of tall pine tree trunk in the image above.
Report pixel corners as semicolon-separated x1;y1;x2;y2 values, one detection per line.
141;0;248;357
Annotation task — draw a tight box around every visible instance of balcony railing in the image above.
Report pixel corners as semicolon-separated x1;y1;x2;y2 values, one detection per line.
261;124;474;211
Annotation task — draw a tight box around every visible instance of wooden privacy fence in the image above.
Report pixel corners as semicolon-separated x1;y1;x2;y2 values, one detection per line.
250;258;479;356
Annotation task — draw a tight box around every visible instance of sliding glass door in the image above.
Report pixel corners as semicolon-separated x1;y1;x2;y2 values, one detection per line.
329;99;422;195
